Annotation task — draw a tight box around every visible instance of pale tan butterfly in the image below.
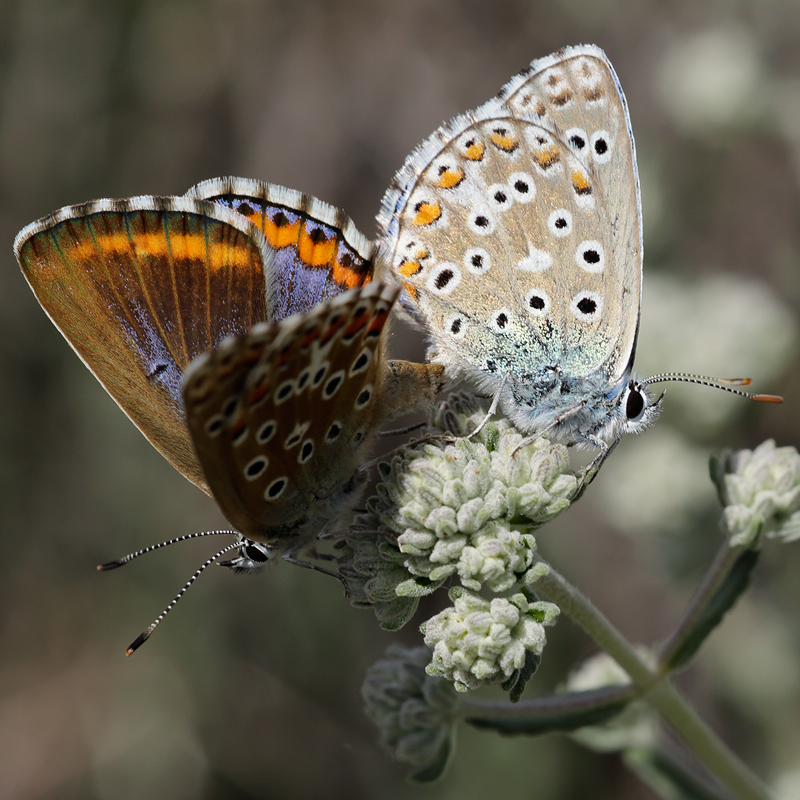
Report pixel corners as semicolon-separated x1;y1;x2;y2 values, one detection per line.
377;44;780;467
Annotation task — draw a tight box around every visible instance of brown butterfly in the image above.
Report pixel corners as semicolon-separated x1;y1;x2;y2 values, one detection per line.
16;184;443;650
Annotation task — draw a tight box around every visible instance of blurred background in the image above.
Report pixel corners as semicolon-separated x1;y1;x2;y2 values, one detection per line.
1;1;799;798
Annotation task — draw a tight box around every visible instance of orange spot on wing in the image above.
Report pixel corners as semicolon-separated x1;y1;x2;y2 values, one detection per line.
399;260;423;278
462;139;485;161
412;201;441;227
570;169;592;195
367;309;389;337
533;145;560;169
320;314;348;346
331;245;371;290
297;226;337;267
343;311;369;339
437;167;464;189
490;130;519;152
263;213;301;248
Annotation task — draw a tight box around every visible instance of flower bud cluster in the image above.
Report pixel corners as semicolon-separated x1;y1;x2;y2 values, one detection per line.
713;440;800;546
422;587;559;693
361;644;460;781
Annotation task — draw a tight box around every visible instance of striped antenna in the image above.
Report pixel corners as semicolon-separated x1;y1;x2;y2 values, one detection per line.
125;540;242;656
641;373;783;403
97;530;238;570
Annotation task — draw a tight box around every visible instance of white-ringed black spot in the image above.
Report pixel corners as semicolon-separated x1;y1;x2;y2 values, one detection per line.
298;440;315;464
274;379;295;404
444;314;467;339
265;477;288;500
565;127;588;151
464;247;490;274
508;171;536;204
311;362;329;388
355;385;373;409
487;184;512;212
325;421;343;443
323;370;345;399
244;456;268;481
232;425;249;447
525;288;550;317
256;420;277;444
349;348;371;375
467;209;495;236
590;130;612;163
576;240;605;273
426;263;461;295
205;415;225;437
570;291;603;321
222;396;240;418
547;208;573;237
296;367;312;392
352;427;367;446
490;309;513;333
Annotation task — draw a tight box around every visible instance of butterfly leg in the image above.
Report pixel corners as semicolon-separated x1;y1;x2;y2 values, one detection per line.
572;437;620;500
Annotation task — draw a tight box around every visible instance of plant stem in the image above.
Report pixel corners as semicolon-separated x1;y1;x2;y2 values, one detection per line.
658;542;757;671
534;561;772;800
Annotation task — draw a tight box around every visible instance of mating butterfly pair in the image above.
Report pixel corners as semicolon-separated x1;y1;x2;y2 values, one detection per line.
16;46;780;647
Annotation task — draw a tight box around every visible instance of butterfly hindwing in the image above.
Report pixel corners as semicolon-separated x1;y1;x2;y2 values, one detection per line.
182;283;401;544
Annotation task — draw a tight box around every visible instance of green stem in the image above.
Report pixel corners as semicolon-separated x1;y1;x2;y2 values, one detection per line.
534;562;772;800
658;542;758;672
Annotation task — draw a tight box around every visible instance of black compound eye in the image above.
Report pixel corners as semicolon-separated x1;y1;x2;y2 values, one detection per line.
626;387;645;420
243;543;269;562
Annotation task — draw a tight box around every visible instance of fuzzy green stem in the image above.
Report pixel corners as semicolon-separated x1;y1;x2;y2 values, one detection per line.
658;542;758;672
534;561;771;800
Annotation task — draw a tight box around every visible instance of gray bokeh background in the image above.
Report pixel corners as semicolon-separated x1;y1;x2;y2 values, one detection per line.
2;2;799;798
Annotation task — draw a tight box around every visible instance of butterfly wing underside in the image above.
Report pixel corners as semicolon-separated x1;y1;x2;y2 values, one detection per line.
182;283;400;544
378;45;642;390
186;177;375;323
14;197;273;492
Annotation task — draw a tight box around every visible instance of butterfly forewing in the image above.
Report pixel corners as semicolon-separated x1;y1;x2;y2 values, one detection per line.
14;197;273;491
182;283;400;544
187;177;374;323
379;45;641;390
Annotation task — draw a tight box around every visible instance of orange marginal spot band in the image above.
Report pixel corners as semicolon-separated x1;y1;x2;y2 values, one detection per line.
399;260;423;278
533;145;560;169
490;130;519;152
248;380;271;406
263;213;302;249
367;309;389;336
343;311;369;340
331;247;370;289
297;226;337;267
320;314;348;346
437;167;464;189
403;282;418;301
570;170;592;194
463;139;485;161
412;201;442;227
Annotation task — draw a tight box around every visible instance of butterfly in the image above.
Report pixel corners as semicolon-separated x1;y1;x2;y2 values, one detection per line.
14;189;443;585
377;44;780;461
